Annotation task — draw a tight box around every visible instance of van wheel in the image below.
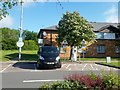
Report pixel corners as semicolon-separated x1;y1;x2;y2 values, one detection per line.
57;62;61;68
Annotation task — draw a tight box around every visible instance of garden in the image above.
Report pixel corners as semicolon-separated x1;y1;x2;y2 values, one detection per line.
40;72;120;90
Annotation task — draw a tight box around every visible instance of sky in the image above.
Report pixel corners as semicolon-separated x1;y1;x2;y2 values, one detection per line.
0;0;119;33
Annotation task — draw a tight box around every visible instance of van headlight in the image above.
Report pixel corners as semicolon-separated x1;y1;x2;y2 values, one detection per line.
39;55;44;60
56;56;60;61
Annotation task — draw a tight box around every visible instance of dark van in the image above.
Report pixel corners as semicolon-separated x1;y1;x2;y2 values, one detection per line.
37;46;61;69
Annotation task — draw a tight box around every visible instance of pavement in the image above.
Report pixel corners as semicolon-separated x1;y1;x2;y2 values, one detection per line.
0;61;119;89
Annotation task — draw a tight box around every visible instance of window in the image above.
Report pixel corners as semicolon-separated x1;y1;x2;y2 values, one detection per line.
97;45;105;53
104;33;115;39
115;45;120;53
95;33;115;39
95;33;104;39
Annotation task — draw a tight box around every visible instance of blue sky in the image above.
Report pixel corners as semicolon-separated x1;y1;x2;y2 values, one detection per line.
0;1;118;33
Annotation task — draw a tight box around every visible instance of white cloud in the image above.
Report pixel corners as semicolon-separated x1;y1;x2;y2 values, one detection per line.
104;5;118;23
0;15;14;28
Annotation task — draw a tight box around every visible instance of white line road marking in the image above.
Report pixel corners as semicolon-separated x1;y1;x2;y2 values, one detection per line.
93;64;98;70
23;79;64;83
66;64;71;69
95;68;98;70
34;64;37;71
0;64;12;73
30;70;43;72
68;68;71;71
62;64;66;68
90;64;94;70
82;64;87;71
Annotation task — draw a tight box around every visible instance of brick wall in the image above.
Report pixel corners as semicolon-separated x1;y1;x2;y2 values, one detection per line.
41;30;120;58
85;39;120;57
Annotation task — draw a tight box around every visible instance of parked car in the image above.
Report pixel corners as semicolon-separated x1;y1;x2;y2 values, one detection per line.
37;46;61;69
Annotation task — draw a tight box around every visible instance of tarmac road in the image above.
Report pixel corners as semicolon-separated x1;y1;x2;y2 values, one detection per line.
0;61;119;89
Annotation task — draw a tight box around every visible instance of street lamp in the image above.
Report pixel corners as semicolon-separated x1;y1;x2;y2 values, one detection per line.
17;0;24;60
82;39;86;58
62;40;68;60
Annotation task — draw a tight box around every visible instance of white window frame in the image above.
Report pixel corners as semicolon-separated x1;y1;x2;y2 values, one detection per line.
97;45;105;53
115;45;120;53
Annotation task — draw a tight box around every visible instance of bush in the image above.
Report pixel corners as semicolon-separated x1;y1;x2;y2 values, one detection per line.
22;40;38;50
40;72;120;90
101;71;120;89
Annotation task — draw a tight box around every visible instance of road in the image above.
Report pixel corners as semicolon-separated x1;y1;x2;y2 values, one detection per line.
0;61;119;89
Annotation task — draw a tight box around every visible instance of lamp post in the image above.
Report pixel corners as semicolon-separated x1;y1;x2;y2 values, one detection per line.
62;40;68;60
17;0;24;60
82;39;85;58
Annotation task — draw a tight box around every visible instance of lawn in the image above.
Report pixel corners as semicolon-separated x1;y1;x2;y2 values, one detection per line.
78;57;120;61
1;50;120;62
100;61;120;68
0;50;38;62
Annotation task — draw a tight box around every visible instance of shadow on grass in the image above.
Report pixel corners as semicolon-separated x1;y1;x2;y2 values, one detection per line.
5;53;38;61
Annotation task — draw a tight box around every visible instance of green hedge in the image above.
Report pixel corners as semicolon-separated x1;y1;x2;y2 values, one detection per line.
22;40;38;50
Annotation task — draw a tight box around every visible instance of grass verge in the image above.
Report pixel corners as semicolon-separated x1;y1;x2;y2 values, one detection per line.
97;61;120;68
0;50;38;62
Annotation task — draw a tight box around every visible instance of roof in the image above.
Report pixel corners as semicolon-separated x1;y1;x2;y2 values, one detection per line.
91;22;118;31
41;25;58;30
40;22;118;32
38;22;119;38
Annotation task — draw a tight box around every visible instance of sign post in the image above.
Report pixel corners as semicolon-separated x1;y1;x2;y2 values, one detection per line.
78;48;82;61
16;38;24;60
17;0;24;61
62;40;68;60
81;39;86;58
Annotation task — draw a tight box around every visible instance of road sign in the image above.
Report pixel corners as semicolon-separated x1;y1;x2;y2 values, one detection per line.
78;49;82;53
16;41;24;47
38;39;43;44
63;45;67;48
62;40;68;45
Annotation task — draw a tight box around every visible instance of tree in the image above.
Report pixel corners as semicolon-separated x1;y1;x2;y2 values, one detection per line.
0;0;18;20
57;11;96;59
22;30;38;42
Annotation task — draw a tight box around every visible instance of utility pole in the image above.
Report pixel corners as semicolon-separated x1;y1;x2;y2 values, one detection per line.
17;0;24;60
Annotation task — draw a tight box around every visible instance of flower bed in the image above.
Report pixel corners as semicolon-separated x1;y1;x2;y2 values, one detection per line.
40;72;120;90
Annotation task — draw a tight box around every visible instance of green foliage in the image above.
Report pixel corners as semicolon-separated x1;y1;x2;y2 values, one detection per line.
40;72;120;89
57;11;96;59
1;28;19;50
0;0;18;20
22;30;38;42
1;27;38;50
22;40;38;50
101;71;120;89
58;11;96;47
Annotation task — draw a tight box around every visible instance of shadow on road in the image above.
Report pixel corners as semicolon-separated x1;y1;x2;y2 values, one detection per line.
12;61;57;70
12;62;36;70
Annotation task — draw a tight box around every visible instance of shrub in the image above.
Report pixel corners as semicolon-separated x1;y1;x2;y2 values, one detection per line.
22;40;38;50
101;71;120;89
40;72;120;90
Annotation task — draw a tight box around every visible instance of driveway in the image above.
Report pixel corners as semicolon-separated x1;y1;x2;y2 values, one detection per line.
0;61;119;89
0;61;119;72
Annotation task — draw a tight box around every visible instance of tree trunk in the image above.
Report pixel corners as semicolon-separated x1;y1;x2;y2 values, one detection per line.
69;46;73;60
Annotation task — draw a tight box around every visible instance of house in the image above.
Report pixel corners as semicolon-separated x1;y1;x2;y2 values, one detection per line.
38;22;120;58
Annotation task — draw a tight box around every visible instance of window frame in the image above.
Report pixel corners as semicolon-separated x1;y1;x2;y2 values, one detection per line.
97;45;105;54
115;45;120;53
